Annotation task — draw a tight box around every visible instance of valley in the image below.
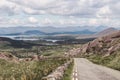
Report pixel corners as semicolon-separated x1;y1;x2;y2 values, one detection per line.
0;0;119;80
0;28;120;80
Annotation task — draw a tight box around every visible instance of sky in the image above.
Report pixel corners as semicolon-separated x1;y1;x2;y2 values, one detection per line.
0;0;119;28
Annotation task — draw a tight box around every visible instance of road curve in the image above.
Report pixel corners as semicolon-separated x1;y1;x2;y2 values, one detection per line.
73;58;120;80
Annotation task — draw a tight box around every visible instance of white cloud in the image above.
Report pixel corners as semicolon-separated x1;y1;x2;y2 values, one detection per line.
6;0;119;17
28;17;38;24
8;0;56;9
9;19;19;24
23;7;46;15
96;6;112;19
0;0;119;27
89;19;98;25
42;18;53;25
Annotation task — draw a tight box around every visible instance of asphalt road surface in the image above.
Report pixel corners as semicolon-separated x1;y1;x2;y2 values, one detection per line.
72;58;120;80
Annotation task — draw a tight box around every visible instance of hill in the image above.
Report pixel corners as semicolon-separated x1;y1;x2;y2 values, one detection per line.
95;27;118;36
1;29;96;36
77;27;118;39
0;26;102;34
81;30;120;70
80;30;120;55
0;37;40;48
67;30;120;70
24;30;45;35
47;29;95;35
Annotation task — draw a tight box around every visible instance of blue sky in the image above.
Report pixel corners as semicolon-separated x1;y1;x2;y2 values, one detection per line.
0;0;120;28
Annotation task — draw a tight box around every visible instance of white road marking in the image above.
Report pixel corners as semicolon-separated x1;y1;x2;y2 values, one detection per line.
73;73;75;75
73;67;78;80
75;78;78;80
75;73;77;76
72;78;75;80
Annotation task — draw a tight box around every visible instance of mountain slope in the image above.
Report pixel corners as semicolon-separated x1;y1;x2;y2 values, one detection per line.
2;29;96;36
24;30;45;35
0;37;40;48
47;29;95;35
80;30;120;71
0;26;102;34
67;30;120;70
77;27;118;39
80;30;120;55
95;27;118;36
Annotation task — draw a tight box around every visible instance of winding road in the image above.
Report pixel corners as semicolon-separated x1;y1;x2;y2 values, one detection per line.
72;58;120;80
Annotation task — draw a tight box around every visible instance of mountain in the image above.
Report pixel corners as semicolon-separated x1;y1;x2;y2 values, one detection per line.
95;27;118;36
2;33;22;36
0;29;96;36
24;30;45;35
67;30;120;56
0;26;118;38
0;37;41;48
80;30;120;55
0;26;101;35
80;30;120;70
77;27;118;39
47;29;96;35
66;30;120;70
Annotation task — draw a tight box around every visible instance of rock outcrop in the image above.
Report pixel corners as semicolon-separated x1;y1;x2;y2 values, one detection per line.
0;53;18;62
67;31;120;57
81;31;120;55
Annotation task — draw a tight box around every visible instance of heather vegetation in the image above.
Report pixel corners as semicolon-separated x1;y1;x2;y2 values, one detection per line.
0;40;78;80
0;58;69;80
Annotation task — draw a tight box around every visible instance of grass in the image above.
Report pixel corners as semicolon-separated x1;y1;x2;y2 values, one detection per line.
62;60;74;80
85;51;120;71
0;44;81;58
0;58;69;80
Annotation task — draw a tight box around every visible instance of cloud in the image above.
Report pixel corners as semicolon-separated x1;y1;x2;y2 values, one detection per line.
6;0;120;18
8;0;56;9
9;18;19;24
42;18;53;25
0;0;119;27
28;17;38;24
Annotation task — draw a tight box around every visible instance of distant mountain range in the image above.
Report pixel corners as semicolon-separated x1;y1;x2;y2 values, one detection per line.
0;26;108;35
24;30;45;35
0;27;119;48
0;26;119;38
1;29;96;36
47;29;96;35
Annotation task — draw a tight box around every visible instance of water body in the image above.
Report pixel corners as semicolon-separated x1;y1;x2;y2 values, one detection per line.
0;35;63;42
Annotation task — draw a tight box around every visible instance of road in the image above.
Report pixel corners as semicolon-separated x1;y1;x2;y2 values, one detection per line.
72;58;120;80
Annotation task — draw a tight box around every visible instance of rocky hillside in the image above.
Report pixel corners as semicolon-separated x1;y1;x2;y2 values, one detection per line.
66;30;120;57
66;30;120;71
80;30;120;56
0;52;18;62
